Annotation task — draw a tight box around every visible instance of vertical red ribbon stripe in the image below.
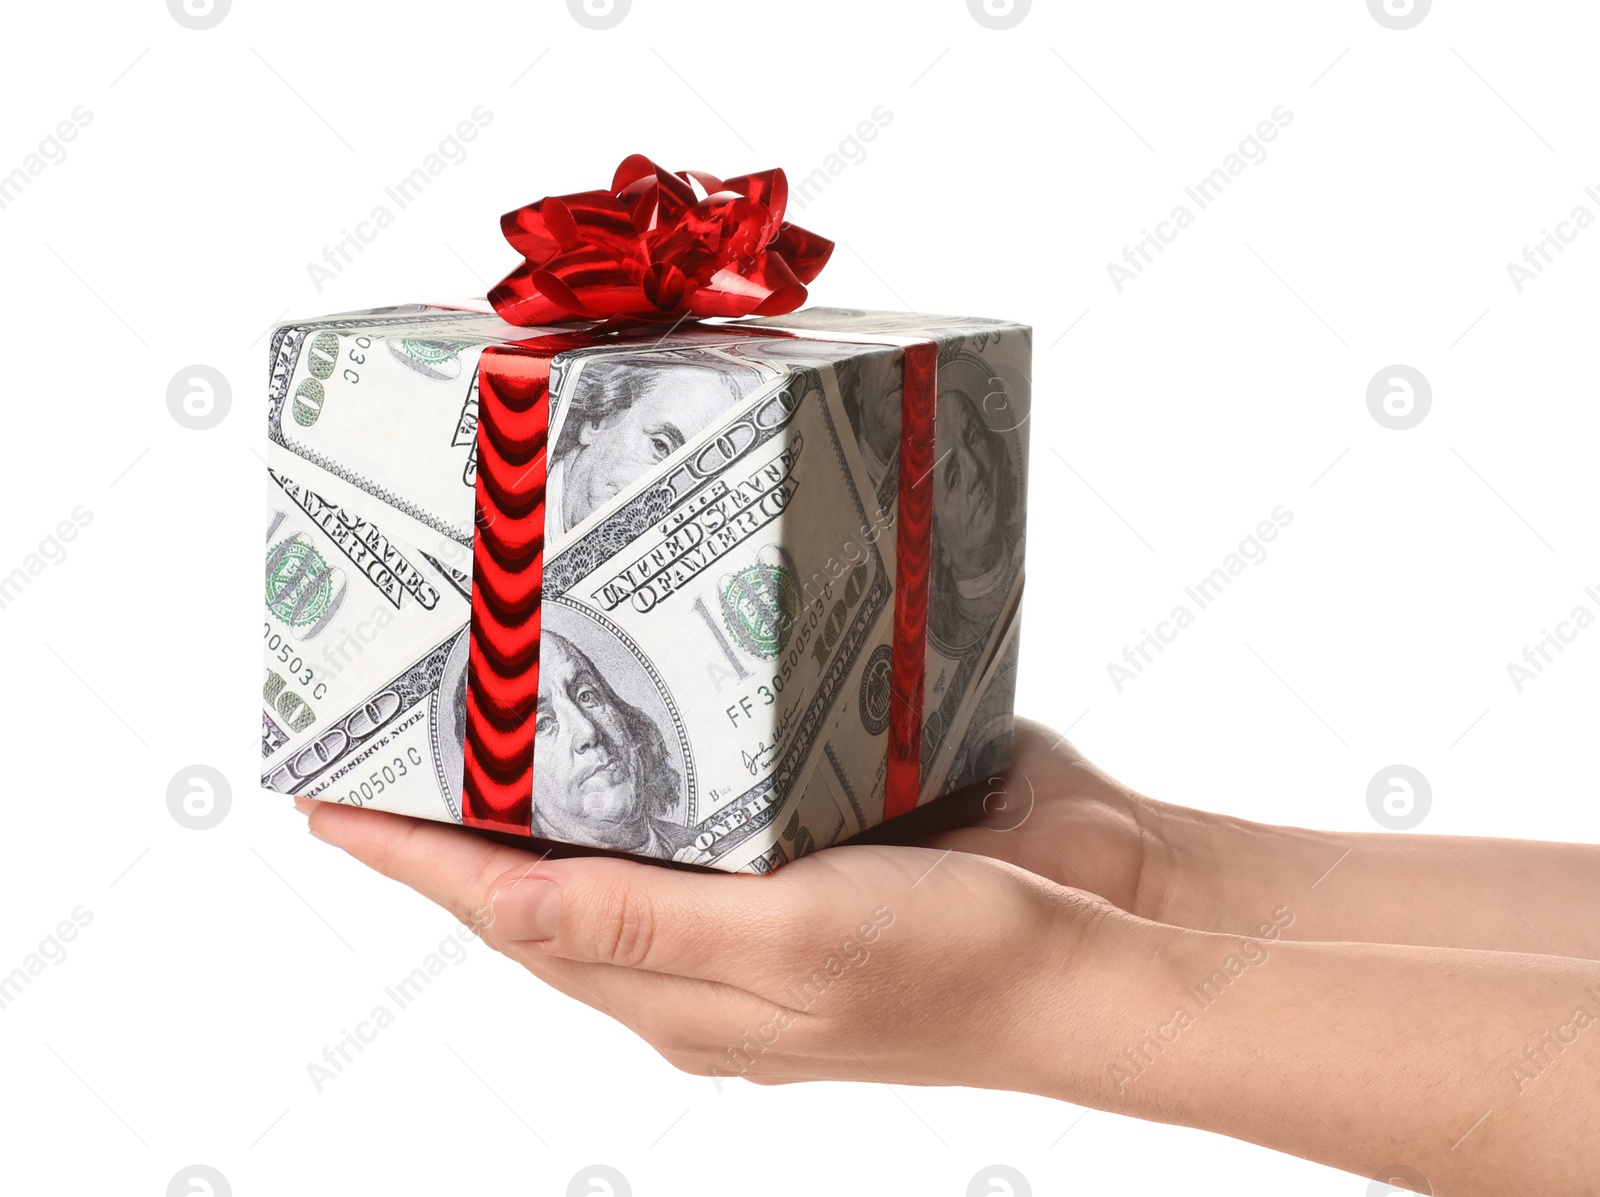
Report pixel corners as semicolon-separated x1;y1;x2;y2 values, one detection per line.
884;340;938;819
461;335;576;834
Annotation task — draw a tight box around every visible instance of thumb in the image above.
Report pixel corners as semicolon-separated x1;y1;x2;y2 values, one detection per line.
483;856;783;982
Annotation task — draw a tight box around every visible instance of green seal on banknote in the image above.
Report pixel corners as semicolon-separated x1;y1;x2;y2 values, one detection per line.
720;560;799;661
389;339;470;381
858;643;894;737
265;537;336;631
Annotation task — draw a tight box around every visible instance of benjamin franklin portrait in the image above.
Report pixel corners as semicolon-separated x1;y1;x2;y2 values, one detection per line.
926;354;1026;654
546;351;766;539
530;606;697;858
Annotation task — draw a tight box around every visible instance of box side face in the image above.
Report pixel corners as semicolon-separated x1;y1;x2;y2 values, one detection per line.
917;323;1031;804
529;339;898;872
744;314;1034;824
262;310;486;825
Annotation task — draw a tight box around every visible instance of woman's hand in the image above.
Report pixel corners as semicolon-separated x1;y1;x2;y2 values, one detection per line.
297;722;1600;1195
301;800;1122;1094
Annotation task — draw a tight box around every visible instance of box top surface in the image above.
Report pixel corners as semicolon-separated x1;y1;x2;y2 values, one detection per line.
278;301;1030;349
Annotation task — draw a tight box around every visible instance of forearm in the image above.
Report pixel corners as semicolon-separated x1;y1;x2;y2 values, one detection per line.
1147;801;1600;959
1037;915;1600;1194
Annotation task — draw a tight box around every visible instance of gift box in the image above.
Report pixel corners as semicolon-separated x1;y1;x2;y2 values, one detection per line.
260;157;1030;872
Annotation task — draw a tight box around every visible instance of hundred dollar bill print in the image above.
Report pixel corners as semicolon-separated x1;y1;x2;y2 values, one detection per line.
543;346;775;544
531;598;699;859
703;333;908;521
261;303;1030;872
936;605;1023;800
534;358;893;869
261;467;472;823
916;344;1029;800
736;314;1032;806
266;306;544;548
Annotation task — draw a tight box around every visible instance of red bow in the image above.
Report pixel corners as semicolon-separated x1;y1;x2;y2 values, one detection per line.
489;154;834;326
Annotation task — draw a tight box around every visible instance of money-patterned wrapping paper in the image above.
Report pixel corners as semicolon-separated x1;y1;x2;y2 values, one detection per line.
261;301;1029;873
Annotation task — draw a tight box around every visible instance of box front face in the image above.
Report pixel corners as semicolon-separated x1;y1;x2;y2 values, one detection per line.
528;339;898;872
261;308;518;823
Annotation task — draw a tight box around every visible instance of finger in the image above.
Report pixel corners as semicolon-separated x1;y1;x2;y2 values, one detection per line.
508;957;782;1067
1014;715;1080;762
299;802;799;1065
303;800;547;931
483;854;800;983
303;800;801;985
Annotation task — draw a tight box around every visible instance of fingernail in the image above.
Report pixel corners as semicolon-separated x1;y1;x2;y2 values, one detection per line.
489;879;561;942
292;797;315;816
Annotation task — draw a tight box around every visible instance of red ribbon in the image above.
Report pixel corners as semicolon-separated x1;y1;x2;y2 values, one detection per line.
489;154;834;327
463;157;933;857
884;341;938;820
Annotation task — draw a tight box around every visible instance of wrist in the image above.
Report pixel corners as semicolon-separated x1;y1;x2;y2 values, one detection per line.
1003;892;1200;1110
1139;797;1346;937
1020;907;1312;1121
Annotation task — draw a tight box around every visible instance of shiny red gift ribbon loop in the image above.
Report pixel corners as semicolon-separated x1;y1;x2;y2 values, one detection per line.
461;327;937;839
487;154;834;328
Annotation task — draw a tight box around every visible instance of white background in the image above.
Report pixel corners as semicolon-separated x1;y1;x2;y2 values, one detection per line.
2;1;1595;1194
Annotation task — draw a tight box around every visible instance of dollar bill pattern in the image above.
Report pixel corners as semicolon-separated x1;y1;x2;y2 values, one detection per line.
262;307;1028;872
530;355;891;869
